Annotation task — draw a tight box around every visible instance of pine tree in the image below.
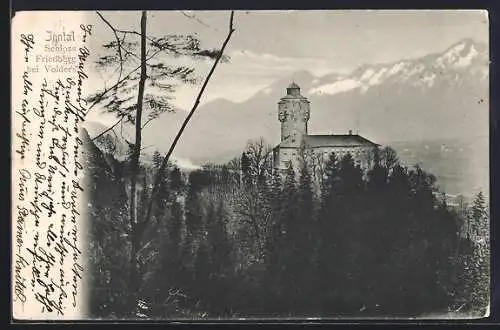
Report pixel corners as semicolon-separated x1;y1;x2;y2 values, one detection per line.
167;166;184;263
471;192;488;242
263;169;283;265
282;162;298;240
316;152;343;314
185;170;207;240
466;191;490;315
294;159;316;312
321;152;340;199
336;153;365;311
178;170;207;309
205;199;232;314
86;10;235;316
152;150;162;170
170;166;183;192
260;169;284;312
192;239;212;312
272;162;298;311
269;169;284;218
361;161;390;310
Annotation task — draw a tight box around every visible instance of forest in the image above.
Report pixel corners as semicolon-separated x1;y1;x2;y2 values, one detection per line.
83;131;490;319
82;10;489;320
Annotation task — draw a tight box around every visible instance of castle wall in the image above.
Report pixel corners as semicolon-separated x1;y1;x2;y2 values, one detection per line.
274;83;378;178
278;147;301;170
312;146;376;170
276;145;377;172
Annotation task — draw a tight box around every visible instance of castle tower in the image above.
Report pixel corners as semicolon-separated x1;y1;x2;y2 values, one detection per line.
278;82;310;146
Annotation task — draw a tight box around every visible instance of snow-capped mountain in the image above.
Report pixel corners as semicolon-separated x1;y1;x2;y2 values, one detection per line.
88;38;488;167
308;38;488;95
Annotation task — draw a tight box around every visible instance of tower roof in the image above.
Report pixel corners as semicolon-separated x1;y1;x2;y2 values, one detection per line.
305;134;379;148
285;81;302;97
278;134;379;148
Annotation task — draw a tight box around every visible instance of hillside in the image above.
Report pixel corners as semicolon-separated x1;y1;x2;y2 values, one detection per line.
84;38;489;197
137;38;488;163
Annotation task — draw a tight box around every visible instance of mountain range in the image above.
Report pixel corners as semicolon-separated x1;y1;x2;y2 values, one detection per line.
85;38;489;179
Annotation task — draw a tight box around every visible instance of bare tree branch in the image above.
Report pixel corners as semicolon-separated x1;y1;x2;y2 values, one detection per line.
95;25;188;57
179;11;221;32
99;26;156;44
91;114;126;142
143;10;236;226
141;144;154;151
87;15;225;121
86;47;164;117
85;38;200;120
141;117;155;129
96;11;125;85
96;11;142;62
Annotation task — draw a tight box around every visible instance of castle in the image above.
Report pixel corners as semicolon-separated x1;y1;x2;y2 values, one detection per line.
272;82;379;173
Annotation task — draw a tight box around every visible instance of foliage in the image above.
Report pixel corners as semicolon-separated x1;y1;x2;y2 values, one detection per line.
86;134;490;318
88;22;227;126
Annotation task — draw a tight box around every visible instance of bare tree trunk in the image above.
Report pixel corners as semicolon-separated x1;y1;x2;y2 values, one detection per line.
127;10;147;315
144;11;235;226
89;10;236;317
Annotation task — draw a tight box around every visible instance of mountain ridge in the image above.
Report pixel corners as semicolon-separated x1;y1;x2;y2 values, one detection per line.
87;38;488;166
199;38;487;106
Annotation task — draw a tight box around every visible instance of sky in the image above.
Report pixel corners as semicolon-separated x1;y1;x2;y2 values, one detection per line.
83;10;488;123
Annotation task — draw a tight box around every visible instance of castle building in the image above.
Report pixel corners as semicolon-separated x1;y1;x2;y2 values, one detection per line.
272;82;379;173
